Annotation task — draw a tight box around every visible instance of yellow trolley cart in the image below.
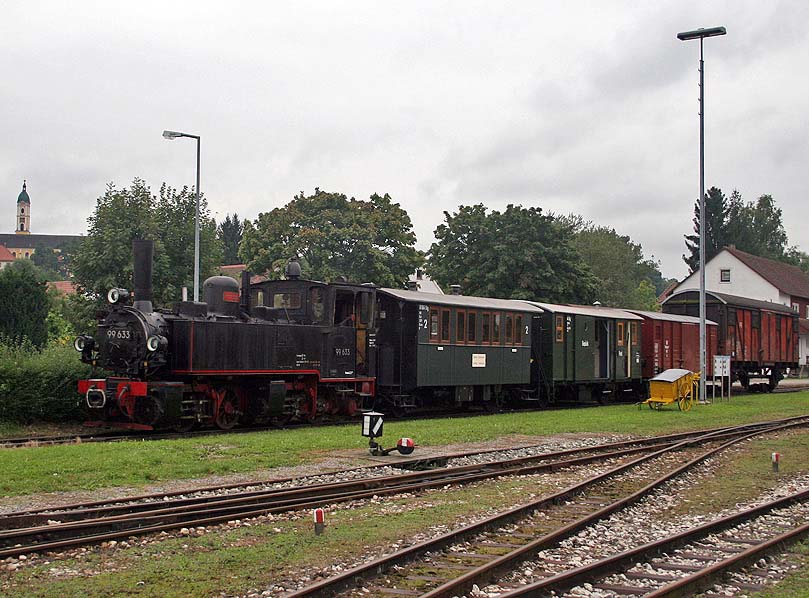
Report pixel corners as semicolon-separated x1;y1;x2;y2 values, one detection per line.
641;368;700;411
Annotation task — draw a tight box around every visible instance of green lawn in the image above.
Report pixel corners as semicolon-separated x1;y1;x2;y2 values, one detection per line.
0;392;807;497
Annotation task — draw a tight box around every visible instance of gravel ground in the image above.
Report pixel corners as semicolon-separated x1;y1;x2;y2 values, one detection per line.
0;433;625;515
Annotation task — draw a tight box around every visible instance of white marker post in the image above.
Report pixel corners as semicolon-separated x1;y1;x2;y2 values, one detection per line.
772;452;781;473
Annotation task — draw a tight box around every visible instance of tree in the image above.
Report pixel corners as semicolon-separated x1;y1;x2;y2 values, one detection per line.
217;213;243;265
240;189;423;288
684;187;794;271
0;260;51;347
426;204;598;303
569;222;665;309
72;179;221;307
154;183;222;302
31;248;61;280
683;187;727;273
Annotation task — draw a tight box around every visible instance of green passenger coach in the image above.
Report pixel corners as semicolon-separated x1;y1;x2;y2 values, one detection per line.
525;302;644;403
375;288;543;410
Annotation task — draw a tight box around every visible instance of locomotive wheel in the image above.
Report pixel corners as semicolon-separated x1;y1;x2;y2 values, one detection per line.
173;419;196;433
215;391;240;430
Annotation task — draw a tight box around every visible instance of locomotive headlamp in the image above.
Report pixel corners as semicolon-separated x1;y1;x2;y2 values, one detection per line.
107;288;130;304
73;335;95;352
146;335;168;352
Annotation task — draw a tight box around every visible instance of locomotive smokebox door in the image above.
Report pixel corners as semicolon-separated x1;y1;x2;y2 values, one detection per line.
362;411;384;438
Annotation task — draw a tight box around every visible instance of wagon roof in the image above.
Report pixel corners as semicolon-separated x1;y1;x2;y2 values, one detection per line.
650;368;694;382
662;290;796;314
379;288;544;313
624;309;717;326
523;302;641;320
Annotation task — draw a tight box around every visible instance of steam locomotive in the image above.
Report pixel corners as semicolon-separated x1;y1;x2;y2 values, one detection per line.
75;240;799;430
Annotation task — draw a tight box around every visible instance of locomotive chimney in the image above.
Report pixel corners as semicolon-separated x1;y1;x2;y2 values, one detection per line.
240;270;251;316
133;239;154;312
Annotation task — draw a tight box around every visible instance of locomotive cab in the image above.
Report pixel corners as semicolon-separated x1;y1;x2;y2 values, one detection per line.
249;277;377;377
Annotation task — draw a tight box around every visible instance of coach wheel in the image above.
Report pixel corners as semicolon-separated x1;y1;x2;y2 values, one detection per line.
215;390;240;430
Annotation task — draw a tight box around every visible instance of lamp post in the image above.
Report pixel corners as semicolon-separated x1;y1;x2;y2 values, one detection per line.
163;129;201;302
676;26;726;402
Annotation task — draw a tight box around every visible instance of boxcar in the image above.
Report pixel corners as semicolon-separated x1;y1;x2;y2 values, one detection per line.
661;290;799;389
626;310;718;379
525;303;644;403
374;289;542;408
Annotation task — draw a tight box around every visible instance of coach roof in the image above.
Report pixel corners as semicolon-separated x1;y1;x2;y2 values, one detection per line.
379;288;544;313
524;302;641;320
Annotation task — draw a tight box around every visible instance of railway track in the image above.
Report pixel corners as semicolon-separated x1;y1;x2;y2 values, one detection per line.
1;419;802;560
282;418;808;598
496;491;808;597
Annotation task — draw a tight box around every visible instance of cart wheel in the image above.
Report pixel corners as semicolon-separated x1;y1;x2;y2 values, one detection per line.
678;395;693;412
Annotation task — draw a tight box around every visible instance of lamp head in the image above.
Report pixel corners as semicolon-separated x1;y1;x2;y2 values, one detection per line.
677;26;726;41
163;130;183;139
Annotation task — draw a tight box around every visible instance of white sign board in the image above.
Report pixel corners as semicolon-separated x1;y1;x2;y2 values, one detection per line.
472;354;487;368
714;355;731;377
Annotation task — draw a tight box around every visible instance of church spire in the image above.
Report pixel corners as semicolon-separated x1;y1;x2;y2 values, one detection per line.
16;180;31;234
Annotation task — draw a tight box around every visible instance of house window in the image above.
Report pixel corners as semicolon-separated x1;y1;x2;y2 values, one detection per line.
720;269;731;283
467;311;477;343
555;315;564;343
806;305;809;319
792;303;799;313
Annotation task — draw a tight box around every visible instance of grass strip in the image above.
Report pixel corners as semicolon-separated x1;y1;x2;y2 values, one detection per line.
0;392;807;496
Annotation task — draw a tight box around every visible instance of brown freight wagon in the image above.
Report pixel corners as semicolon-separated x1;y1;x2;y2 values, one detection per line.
661;290;799;390
625;310;718;379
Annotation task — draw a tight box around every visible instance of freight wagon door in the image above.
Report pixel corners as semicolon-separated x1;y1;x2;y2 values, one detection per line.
574;315;596;381
614;321;628;380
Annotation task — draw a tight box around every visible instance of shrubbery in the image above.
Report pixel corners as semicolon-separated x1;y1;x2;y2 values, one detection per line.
0;340;91;423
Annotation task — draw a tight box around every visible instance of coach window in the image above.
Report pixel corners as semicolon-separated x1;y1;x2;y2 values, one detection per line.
515;315;523;345
492;313;501;344
631;322;638;345
468;311;477;343
440;309;451;343
555;315;564;343
505;313;513;344
456;310;466;344
482;313;491;344
617;322;625;347
429;308;439;342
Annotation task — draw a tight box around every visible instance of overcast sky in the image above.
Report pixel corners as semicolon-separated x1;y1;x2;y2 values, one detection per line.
3;1;807;278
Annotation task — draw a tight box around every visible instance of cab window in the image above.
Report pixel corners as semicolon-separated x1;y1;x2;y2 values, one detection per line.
310;288;326;324
272;292;301;309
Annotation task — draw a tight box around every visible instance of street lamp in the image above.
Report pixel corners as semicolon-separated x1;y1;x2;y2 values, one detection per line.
163;129;202;302
677;26;726;403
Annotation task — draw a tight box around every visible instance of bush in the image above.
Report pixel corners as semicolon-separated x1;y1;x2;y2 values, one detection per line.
0;340;92;423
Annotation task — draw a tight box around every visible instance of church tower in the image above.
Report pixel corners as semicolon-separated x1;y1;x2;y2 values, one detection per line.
16;180;30;234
